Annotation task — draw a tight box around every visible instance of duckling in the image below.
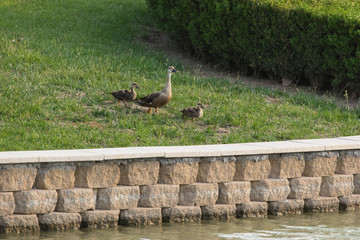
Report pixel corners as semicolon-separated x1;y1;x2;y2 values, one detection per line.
181;102;205;121
136;66;177;113
110;82;140;108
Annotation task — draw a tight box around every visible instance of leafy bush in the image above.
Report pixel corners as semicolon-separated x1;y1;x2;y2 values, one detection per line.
146;0;360;94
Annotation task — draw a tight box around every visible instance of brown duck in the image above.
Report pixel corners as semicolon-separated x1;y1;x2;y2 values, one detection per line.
136;66;177;113
110;82;140;108
181;102;205;120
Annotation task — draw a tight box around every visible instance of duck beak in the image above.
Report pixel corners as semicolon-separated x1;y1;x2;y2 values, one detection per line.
172;69;178;73
136;86;141;89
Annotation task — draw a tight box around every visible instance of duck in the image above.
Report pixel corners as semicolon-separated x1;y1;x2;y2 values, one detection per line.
110;82;140;108
136;66;178;113
181;102;205;121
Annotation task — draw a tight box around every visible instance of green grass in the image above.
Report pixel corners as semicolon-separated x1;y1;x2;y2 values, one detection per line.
0;0;359;151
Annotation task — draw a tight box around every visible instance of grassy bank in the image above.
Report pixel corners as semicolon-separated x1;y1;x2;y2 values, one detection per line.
0;0;359;151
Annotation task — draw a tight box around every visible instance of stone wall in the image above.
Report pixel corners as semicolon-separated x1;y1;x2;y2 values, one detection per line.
0;138;360;233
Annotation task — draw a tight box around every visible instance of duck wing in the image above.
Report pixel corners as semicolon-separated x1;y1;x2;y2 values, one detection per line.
110;89;133;100
137;91;163;107
181;107;198;117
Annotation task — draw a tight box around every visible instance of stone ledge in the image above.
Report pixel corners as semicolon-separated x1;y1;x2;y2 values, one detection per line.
236;202;268;218
0;136;359;164
201;205;236;220
38;212;81;231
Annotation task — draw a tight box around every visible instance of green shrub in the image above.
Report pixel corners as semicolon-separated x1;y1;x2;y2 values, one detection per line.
146;0;360;94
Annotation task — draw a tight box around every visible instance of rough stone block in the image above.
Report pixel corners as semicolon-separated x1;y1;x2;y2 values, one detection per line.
75;163;120;188
162;206;201;223
354;174;360;194
339;194;360;210
119;208;162;226
38;212;81;231
320;175;354;197
217;181;251;204
269;153;305;179
35;164;75;190
336;151;360;174
0;166;37;192
14;190;57;214
138;184;179;208
80;210;119;228
304;197;339;212
56;188;95;213
0;214;39;233
159;160;198;184
236;202;268;218
250;179;290;202
197;157;236;183
96;186;139;210
288;177;322;199
119;161;159;186
234;155;270;181
268;199;304;216
0;193;15;217
201;204;236;220
179;183;218;206
303;152;338;177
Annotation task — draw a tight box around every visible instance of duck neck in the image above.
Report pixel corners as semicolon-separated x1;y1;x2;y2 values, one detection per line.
163;72;172;95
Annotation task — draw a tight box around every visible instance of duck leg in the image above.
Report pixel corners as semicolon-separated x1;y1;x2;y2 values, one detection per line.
123;100;129;108
155;108;159;114
147;108;152;114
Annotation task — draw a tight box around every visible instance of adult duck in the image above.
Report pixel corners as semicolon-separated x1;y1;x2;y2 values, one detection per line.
137;66;177;113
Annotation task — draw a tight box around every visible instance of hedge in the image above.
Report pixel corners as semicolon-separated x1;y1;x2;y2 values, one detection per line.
146;0;360;94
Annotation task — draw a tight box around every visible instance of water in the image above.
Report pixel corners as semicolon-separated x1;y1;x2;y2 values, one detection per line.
1;211;360;240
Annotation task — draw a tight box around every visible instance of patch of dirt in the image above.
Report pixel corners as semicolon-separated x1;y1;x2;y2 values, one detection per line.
139;27;359;109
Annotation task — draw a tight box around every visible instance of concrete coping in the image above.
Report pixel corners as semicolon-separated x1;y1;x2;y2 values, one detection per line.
0;136;359;164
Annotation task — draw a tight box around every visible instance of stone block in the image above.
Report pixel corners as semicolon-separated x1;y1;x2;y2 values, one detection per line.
236;202;268;218
96;186;139;210
0;166;37;191
0;214;39;233
269;153;305;179
320;175;354;197
288;177;322;199
158;160;198;184
80;210;119;228
201;204;236;220
162;206;201;223
56;188;95;213
268;199;304;216
38;212;81;231
35;164;75;190
138;184;179;208
119;208;162;226
234;155;270;181
0;193;15;217
217;181;251;204
197;158;236;183
75;163;120;188
303;152;337;177
339;194;360;210
14;190;57;214
179;183;218;206
336;151;360;174
119;161;159;186
250;179;290;202
304;197;339;212
354;174;360;194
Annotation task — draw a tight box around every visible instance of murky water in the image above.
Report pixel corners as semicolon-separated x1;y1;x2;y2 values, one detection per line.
1;211;360;240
